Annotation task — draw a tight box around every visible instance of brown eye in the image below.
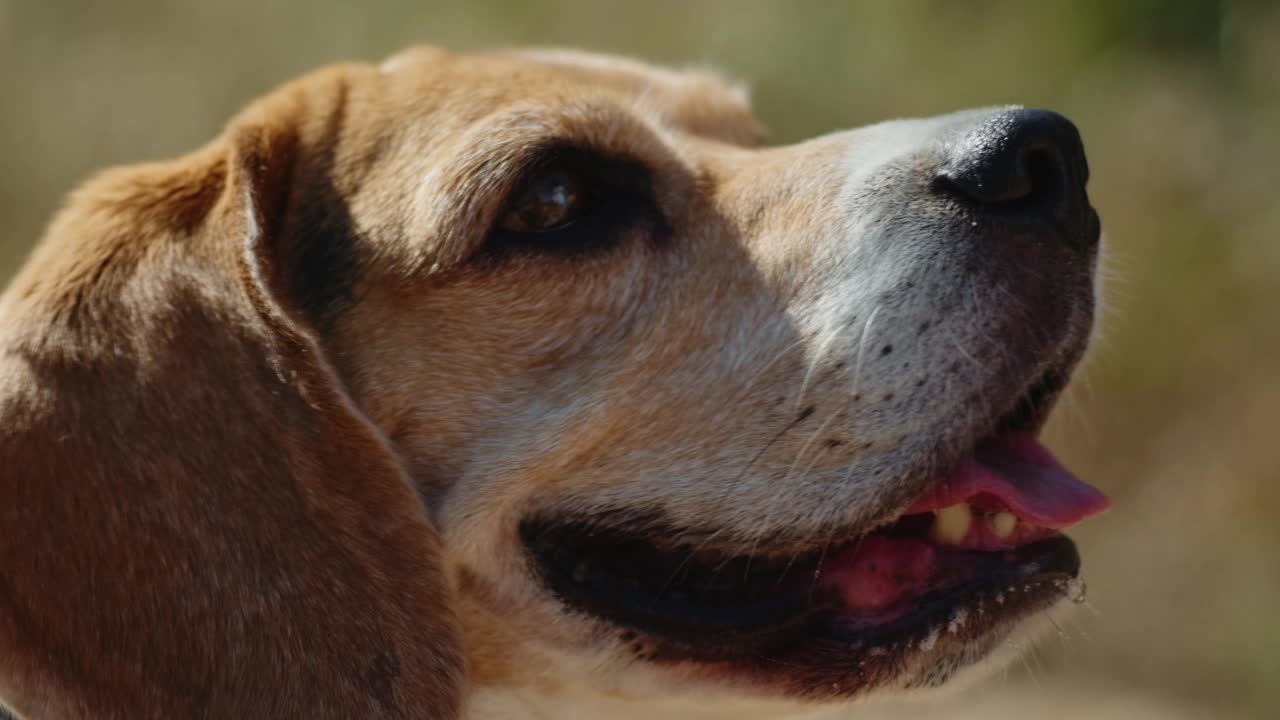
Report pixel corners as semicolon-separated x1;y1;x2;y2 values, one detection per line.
500;167;583;233
481;147;657;260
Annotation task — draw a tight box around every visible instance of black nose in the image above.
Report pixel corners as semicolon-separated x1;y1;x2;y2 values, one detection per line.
935;108;1089;229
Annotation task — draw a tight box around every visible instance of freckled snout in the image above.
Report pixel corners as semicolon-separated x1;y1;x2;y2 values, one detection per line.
935;108;1094;246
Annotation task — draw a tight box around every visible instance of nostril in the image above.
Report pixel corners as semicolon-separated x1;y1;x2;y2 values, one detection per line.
935;141;1065;210
934;108;1086;225
1017;142;1068;213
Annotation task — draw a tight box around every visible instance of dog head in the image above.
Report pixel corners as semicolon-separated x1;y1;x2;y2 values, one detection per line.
338;47;1107;712
0;47;1107;718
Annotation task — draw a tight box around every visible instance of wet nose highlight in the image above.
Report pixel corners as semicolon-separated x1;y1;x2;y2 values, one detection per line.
935;108;1088;226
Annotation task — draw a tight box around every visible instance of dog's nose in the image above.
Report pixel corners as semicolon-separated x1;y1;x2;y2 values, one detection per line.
935;108;1089;232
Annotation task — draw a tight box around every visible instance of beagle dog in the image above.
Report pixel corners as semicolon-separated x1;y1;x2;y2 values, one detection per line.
0;47;1110;719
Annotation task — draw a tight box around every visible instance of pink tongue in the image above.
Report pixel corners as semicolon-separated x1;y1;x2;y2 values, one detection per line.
904;432;1110;529
817;434;1108;613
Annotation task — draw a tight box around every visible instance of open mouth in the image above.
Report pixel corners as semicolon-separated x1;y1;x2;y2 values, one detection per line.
522;432;1107;648
521;386;1110;682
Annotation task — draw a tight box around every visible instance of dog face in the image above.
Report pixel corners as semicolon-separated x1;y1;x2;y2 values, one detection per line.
308;48;1107;712
0;46;1107;718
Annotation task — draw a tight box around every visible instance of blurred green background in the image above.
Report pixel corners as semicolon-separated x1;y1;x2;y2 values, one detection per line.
2;1;1276;717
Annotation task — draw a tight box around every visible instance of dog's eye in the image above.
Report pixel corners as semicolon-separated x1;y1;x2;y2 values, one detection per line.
499;167;584;233
481;146;661;260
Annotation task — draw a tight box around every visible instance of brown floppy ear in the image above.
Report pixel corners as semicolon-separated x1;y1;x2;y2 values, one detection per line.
0;73;462;719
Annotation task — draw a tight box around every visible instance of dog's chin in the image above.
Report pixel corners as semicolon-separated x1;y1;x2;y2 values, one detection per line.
518;369;1108;700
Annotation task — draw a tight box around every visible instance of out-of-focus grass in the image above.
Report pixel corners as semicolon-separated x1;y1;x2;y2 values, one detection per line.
2;1;1276;716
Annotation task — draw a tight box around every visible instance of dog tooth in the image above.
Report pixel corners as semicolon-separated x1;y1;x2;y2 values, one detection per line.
930;503;972;545
989;511;1018;539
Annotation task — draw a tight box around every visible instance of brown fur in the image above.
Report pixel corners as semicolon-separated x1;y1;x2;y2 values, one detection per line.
0;62;464;718
0;46;1099;718
0;48;762;718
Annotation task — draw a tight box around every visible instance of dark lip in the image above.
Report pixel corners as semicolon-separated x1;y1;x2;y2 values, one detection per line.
691;539;1084;699
519;504;1080;655
520;516;823;647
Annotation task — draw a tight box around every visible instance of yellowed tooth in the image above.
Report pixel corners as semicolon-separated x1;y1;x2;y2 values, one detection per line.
930;503;972;545
989;511;1018;539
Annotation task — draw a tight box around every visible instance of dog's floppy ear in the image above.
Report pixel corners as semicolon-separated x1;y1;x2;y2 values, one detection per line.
0;70;462;719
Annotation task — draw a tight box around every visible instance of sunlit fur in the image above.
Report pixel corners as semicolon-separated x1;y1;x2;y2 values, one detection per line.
343;50;1097;716
0;47;1097;718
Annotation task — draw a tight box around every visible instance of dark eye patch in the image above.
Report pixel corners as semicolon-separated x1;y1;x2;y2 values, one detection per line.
479;144;664;261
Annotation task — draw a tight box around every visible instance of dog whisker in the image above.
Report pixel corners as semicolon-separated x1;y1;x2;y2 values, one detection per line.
781;405;844;489
794;323;841;417
848;304;883;405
